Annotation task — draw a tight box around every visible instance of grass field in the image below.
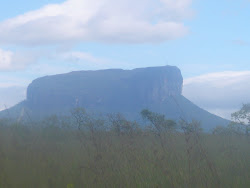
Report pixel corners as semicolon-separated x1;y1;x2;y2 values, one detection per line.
0;114;249;188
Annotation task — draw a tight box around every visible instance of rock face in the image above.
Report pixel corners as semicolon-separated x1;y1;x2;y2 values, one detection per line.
2;65;229;130
26;66;183;114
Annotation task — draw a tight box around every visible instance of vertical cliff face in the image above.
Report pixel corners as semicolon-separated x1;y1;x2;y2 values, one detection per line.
149;67;183;101
26;66;183;112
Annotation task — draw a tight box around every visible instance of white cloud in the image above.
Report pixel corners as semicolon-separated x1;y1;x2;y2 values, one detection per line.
25;50;131;76
0;74;28;111
183;71;250;119
59;51;108;64
0;86;26;111
0;74;30;88
0;48;38;71
0;74;29;111
0;49;13;70
0;0;192;45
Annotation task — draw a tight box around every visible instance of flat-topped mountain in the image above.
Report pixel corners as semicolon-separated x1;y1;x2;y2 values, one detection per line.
1;66;229;130
27;66;183;112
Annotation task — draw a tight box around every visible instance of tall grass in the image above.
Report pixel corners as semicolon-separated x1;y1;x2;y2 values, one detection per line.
0;113;249;188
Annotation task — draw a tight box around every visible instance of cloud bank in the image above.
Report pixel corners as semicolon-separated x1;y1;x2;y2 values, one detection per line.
0;48;38;71
0;86;26;111
183;71;250;119
0;0;192;45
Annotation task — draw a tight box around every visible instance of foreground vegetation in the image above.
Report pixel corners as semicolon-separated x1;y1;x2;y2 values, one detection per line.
0;109;249;188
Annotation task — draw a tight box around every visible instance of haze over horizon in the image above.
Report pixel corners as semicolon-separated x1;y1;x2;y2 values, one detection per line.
0;0;250;119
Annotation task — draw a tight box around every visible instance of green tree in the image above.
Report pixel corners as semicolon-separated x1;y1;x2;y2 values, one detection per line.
108;113;139;136
231;103;250;136
141;109;176;133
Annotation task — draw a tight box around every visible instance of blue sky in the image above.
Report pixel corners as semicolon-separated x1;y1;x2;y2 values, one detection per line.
0;0;250;118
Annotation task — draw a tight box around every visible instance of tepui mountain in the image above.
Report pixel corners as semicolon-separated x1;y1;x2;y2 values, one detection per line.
1;66;229;130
